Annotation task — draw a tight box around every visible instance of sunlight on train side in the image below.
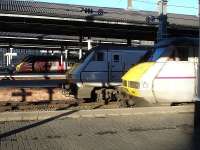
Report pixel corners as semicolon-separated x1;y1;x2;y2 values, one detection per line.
121;38;199;105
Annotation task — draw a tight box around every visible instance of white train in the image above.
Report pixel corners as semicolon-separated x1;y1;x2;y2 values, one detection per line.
68;45;148;102
121;37;199;106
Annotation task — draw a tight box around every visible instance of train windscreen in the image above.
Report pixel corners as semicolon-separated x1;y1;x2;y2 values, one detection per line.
148;44;198;62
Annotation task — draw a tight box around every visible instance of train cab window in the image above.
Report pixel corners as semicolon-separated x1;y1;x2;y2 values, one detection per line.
165;45;189;61
187;46;199;62
94;52;104;61
193;47;198;58
175;46;189;61
113;54;119;62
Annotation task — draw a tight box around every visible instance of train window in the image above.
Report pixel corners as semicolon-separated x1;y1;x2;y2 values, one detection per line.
193;47;198;57
176;46;189;61
187;47;198;62
163;45;189;61
113;54;119;62
95;52;104;61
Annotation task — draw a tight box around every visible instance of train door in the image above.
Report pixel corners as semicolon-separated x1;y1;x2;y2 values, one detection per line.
80;51;109;86
108;51;124;84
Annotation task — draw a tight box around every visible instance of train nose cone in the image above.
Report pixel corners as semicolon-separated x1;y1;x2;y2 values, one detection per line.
122;62;155;82
68;71;80;83
121;62;155;97
68;63;83;83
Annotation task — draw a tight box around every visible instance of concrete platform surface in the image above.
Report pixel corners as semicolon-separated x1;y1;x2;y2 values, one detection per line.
0;105;194;121
0;111;199;150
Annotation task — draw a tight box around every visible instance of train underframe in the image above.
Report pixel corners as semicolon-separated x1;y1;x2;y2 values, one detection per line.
62;83;151;107
63;84;123;104
63;83;186;107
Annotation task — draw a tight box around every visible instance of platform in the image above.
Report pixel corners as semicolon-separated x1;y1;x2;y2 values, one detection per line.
0;110;198;150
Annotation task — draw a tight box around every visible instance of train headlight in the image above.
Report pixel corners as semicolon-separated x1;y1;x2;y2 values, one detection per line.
122;80;127;87
129;81;140;89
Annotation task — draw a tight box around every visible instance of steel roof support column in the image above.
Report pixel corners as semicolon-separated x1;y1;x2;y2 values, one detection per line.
79;34;83;60
127;38;131;46
87;37;92;50
157;0;168;42
64;48;69;70
4;47;17;67
127;0;132;10
194;0;200;146
61;45;66;70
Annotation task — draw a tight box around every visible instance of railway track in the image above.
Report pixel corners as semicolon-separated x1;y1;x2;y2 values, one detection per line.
0;100;194;112
0;99;121;112
0;100;76;112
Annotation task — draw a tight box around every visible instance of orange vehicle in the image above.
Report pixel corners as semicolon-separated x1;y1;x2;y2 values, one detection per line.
16;55;66;73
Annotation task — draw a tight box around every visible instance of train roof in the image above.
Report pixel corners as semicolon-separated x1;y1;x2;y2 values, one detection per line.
22;55;60;58
156;37;199;48
90;45;148;51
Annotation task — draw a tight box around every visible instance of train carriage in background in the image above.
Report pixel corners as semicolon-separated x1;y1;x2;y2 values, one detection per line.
121;37;199;106
16;55;66;73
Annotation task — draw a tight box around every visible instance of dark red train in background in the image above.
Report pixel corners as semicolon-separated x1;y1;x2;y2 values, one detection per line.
15;55;66;73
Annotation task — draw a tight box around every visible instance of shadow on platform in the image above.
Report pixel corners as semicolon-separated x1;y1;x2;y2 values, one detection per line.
0;106;79;139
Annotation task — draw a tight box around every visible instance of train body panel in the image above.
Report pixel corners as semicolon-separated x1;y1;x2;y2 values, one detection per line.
153;61;196;103
71;46;147;87
69;45;148;99
122;37;198;105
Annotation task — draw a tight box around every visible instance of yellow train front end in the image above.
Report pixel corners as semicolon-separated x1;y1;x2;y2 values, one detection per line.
120;62;155;106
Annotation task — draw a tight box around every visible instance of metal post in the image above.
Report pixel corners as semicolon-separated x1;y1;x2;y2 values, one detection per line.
5;47;17;66
61;46;63;63
127;0;132;10
127;38;132;46
10;48;13;64
192;2;200;149
157;0;168;42
65;49;68;70
87;38;92;50
194;0;200;133
6;48;10;66
79;34;83;60
79;49;82;60
60;45;66;70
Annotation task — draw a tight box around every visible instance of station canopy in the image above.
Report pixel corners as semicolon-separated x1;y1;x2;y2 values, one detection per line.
0;0;198;48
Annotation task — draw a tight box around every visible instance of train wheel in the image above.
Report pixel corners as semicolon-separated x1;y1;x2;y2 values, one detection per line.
118;98;136;107
95;89;104;103
118;99;128;107
127;99;136;107
134;98;152;107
